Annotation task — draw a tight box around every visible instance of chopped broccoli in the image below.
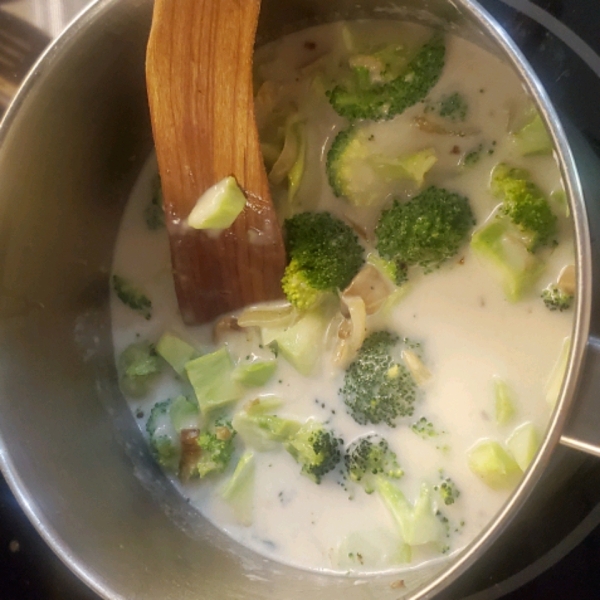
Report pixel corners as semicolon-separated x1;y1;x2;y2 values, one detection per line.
462;144;484;167
470;215;545;302
195;419;236;478
232;402;341;483
221;451;256;526
494;378;517;426
411;417;440;439
541;285;573;312
326;125;437;207
376;480;446;547
282;212;364;310
112;274;152;320
144;174;165;230
341;331;419;427
327;35;445;121
435;477;460;505
117;341;162;397
264;309;328;376
156;332;198;375
437;92;468;121
512;112;552;156
467;439;521;489
146;399;179;470
345;434;403;493
285;420;343;483
375;186;474;273
233;359;278;387
185;347;242;414
490;163;557;252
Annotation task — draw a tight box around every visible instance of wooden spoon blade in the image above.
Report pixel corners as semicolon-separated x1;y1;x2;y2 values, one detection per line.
146;0;286;325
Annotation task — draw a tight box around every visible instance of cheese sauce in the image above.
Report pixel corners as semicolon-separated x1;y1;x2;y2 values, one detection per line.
111;21;574;576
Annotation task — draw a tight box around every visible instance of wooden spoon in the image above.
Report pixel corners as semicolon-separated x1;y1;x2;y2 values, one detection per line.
146;0;286;325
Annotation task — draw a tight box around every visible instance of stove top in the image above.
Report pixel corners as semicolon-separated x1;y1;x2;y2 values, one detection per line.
2;0;600;598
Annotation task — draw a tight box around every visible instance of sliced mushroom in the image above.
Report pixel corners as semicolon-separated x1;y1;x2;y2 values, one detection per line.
342;264;396;316
333;295;367;368
179;428;201;483
557;264;575;296
413;116;479;137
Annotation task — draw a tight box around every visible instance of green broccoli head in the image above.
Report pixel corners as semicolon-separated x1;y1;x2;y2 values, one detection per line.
345;435;404;493
118;341;162;397
436;477;460;506
326;125;437;207
375;186;475;273
285;421;343;483
327;35;445;121
195;419;236;478
437;92;468;122
490;163;557;252
282;211;364;309
541;285;573;312
341;331;418;427
146;399;179;469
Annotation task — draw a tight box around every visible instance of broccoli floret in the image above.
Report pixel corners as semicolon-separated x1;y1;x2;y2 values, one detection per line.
118;341;162;397
112;274;152;320
146;399;179;470
341;331;418;427
375;186;474;273
326;125;437;207
435;477;460;506
437;92;468;121
327;35;445;121
195;419;236;478
233;402;341;483
345;435;403;493
411;417;439;439
470;216;545;302
282;212;364;309
285;421;343;483
144;174;165;230
541;285;573;312
490;163;557;252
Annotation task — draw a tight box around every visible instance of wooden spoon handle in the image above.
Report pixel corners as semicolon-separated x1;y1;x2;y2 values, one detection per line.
146;0;286;324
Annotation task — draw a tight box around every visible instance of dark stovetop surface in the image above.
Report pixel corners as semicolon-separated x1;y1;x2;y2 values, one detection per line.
2;0;600;598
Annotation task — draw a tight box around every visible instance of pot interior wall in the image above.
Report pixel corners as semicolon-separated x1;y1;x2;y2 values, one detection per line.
0;0;558;599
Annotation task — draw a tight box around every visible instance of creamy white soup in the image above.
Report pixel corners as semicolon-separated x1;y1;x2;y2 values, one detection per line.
111;20;574;575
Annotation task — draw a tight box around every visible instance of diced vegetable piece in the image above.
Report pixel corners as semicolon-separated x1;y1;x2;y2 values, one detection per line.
471;216;545;301
507;422;540;471
169;395;200;432
187;176;246;230
118;342;162;397
233;359;278;387
402;349;431;386
156;332;198;375
494;378;517;425
512;112;553;156
221;451;256;526
185;347;242;414
376;480;445;546
265;310;328;376
467;440;522;489
232;411;301;451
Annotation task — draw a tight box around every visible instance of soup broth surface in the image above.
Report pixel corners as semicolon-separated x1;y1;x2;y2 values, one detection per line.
111;20;574;575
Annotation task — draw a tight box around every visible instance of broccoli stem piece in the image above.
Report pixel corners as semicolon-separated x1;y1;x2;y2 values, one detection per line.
327;35;445;121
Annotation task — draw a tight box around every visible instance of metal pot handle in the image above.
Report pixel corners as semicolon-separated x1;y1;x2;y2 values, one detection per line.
560;122;600;458
561;336;600;457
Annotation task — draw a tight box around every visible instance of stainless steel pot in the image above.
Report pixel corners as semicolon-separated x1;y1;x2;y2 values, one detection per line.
1;1;599;599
